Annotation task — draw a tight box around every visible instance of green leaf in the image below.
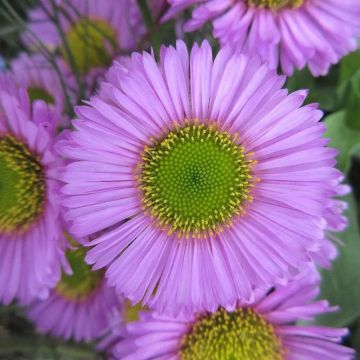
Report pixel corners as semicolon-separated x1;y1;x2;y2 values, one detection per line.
337;50;360;131
349;320;360;355
287;67;340;112
317;194;360;327
339;50;360;86
325;111;360;173
344;86;360;130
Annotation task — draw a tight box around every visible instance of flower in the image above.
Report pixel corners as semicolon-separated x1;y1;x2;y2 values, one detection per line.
27;240;120;342
0;74;64;304
163;0;360;76
108;271;354;360
10;53;69;121
60;40;346;315
25;0;165;77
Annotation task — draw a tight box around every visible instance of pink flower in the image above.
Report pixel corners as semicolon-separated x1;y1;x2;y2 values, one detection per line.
0;74;64;304
60;41;346;315
163;0;360;76
27;241;120;342
108;271;354;360
24;0;167;77
9;53;72;123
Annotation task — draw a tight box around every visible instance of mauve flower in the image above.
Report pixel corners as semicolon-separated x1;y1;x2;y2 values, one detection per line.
0;74;64;304
163;0;360;76
25;0;166;77
59;40;346;315
9;53;70;120
25;0;140;78
109;271;354;360
27;241;120;342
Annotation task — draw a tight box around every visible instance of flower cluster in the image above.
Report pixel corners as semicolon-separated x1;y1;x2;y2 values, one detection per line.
0;0;358;358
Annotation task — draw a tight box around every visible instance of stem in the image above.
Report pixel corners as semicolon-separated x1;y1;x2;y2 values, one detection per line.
137;0;160;56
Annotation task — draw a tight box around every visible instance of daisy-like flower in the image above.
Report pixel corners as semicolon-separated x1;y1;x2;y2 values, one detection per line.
25;0;164;77
10;53;68;118
60;40;346;315
109;272;354;360
0;74;64;304
163;0;360;76
27;240;120;342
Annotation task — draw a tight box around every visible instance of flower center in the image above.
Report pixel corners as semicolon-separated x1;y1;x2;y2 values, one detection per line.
0;135;46;234
123;300;144;323
180;308;284;360
28;87;55;104
55;244;104;301
247;0;304;9
63;17;118;74
138;124;255;238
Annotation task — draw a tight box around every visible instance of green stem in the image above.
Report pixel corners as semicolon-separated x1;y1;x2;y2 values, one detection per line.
137;0;160;56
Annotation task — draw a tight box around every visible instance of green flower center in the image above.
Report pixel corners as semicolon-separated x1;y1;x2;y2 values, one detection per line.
28;87;55;104
138;124;255;238
247;0;304;9
55;243;104;301
180;308;284;360
123;300;144;323
63;17;118;74
0;135;46;234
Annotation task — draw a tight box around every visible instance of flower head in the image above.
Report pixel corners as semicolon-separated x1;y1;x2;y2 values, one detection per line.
60;40;346;315
25;0;140;77
25;0;164;76
109;271;354;360
27;240;120;342
0;74;64;304
10;53;70;122
163;0;360;76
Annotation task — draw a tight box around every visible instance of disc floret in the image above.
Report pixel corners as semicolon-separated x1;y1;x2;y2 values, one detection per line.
56;245;104;301
247;0;304;9
138;123;255;238
63;17;117;74
0;135;46;234
180;308;284;360
28;87;55;104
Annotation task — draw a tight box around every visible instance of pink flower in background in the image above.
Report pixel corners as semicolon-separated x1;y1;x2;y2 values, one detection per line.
163;0;360;76
110;271;354;360
25;0;141;77
59;40;346;315
0;74;64;304
10;53;70;121
28;241;120;342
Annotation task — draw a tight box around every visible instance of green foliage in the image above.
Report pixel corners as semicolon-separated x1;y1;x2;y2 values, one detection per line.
324;111;360;174
316;194;360;327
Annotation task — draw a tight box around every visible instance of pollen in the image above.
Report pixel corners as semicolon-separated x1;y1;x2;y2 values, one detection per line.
55;243;104;301
180;307;285;360
0;135;46;234
63;17;118;74
247;0;304;9
137;123;256;238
